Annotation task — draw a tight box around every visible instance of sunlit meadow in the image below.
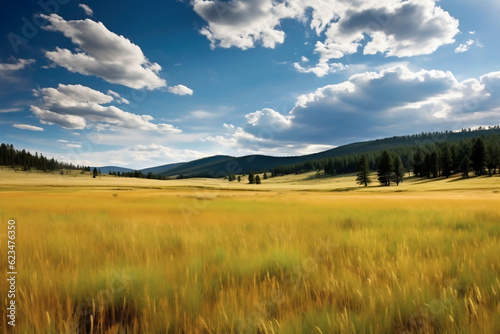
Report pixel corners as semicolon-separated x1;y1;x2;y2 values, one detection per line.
0;170;499;333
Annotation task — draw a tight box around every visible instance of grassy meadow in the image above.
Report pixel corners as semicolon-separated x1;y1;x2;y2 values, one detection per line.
0;169;500;333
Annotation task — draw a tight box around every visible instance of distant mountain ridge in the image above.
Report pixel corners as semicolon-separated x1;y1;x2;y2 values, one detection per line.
98;127;500;178
94;162;185;175
159;127;500;178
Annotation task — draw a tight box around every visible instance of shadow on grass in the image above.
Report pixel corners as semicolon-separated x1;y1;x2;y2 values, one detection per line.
447;175;493;183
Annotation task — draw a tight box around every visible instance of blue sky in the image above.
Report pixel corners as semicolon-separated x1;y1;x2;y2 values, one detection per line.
1;0;500;169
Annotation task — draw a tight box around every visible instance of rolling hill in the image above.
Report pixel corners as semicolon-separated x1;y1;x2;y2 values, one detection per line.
158;127;500;178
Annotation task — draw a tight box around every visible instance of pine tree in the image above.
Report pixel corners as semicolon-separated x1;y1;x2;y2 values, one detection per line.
356;155;371;187
413;149;423;177
471;138;486;175
461;155;471;178
393;156;405;185
440;144;453;178
377;151;393;186
255;175;261;184
248;172;255;184
423;153;431;178
430;151;439;178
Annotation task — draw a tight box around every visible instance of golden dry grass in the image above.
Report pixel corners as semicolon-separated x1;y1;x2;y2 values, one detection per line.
0;169;499;333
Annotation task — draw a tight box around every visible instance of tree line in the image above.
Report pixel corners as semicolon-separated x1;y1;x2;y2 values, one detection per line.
271;134;500;185
107;170;168;180
0;143;86;172
356;137;492;186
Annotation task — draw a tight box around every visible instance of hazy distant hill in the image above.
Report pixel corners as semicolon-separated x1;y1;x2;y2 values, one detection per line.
157;127;500;177
141;162;186;175
95;163;185;175
163;155;234;177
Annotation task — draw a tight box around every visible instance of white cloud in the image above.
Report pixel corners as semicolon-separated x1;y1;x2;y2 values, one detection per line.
192;0;297;50
13;124;44;132
455;39;474;53
214;66;500;153
41;14;166;90
244;108;291;132
320;0;459;59
293;61;346;77
59;142;209;168
193;0;459;77
107;90;130;104
130;144;206;162
58;139;82;148
167;84;194;96
0;58;35;73
78;3;93;16
0;108;21;113
65;143;83;148
29;84;182;133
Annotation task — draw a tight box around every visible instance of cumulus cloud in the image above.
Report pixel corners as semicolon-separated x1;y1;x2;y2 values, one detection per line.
321;0;458;59
168;84;194;96
12;124;44;132
78;3;93;16
41;14;166;90
193;0;459;76
29;84;181;133
0;58;35;73
214;66;500;153
192;0;296;50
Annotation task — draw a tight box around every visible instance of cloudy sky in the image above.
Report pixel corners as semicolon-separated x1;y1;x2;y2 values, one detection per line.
1;0;500;168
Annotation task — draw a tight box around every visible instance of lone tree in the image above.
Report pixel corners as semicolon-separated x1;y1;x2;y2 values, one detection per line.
248;172;255;184
393;156;405;185
237;176;241;182
92;167;98;178
461;155;471;178
255;175;261;184
471;138;486;175
356;155;371;187
377;150;393;186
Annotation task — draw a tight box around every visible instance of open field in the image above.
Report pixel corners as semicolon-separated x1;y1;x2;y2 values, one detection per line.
1;170;500;333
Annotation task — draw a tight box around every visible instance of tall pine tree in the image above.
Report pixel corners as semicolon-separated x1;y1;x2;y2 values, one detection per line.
377;150;393;186
356;155;371;187
471;138;486;176
440;144;453;178
393;156;405;185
